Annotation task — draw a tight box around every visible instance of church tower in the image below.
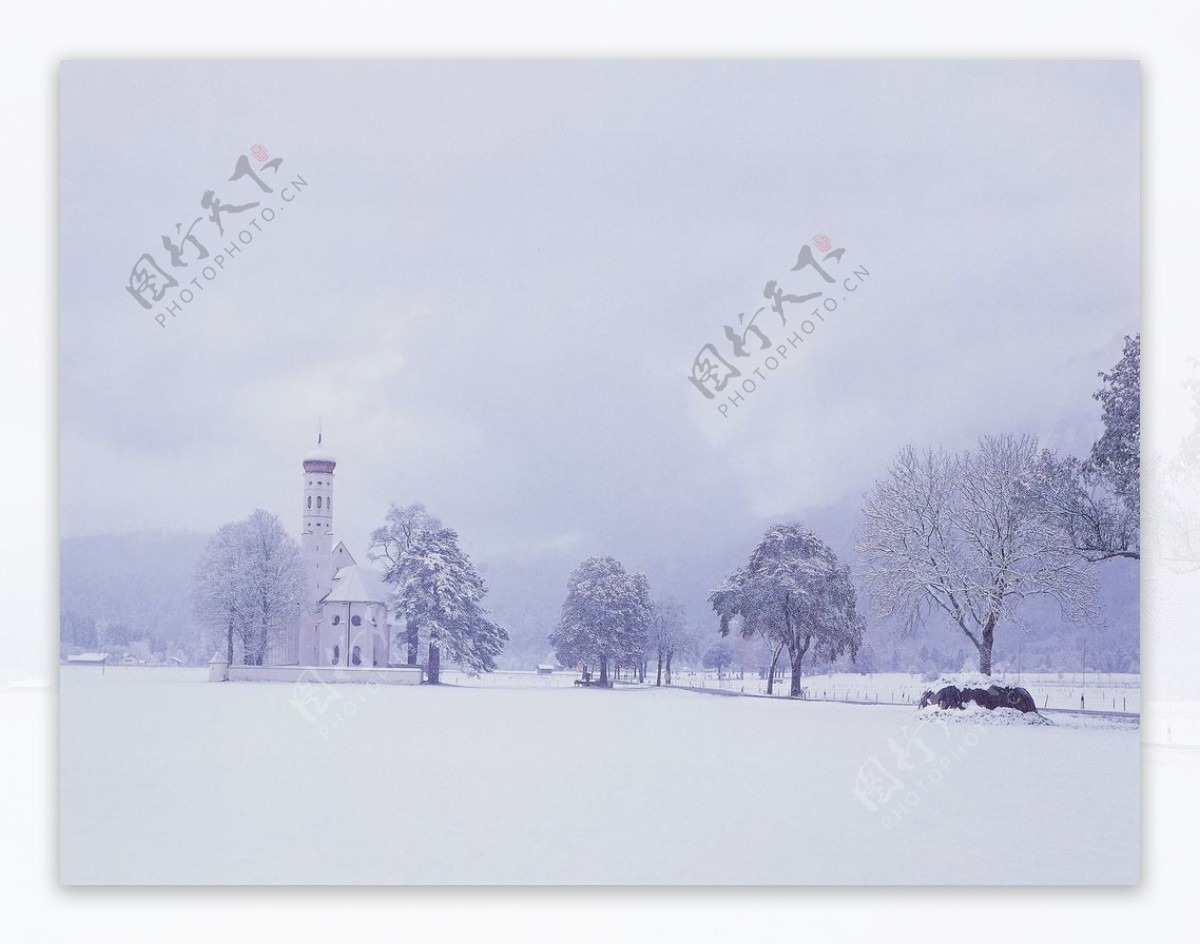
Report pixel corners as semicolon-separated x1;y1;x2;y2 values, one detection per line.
299;434;336;664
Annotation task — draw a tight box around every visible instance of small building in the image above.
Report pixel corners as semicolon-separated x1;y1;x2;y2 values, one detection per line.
536;664;556;676
66;652;108;667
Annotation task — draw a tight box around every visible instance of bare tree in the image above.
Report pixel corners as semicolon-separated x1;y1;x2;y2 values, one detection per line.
648;598;687;686
857;435;1096;675
664;629;699;686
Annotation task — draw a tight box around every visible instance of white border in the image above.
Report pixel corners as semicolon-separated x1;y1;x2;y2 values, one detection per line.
6;1;1196;941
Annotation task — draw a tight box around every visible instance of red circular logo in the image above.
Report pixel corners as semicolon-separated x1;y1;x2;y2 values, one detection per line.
251;144;270;162
813;233;832;252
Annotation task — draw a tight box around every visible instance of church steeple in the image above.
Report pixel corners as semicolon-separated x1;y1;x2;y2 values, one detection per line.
298;433;336;665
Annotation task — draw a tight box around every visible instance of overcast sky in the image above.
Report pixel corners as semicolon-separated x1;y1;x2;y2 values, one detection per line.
60;61;1139;634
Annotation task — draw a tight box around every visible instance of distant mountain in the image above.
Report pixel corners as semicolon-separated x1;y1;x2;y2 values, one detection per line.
60;530;212;661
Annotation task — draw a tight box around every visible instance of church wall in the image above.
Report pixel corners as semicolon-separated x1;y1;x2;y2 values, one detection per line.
317;600;390;667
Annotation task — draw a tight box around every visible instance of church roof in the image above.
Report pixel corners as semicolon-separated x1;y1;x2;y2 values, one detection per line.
322;564;388;605
304;445;336;464
303;432;336;466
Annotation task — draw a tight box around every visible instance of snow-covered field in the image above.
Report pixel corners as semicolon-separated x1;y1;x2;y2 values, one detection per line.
668;670;1142;713
59;666;1139;884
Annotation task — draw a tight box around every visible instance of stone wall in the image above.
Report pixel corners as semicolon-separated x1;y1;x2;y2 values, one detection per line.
210;658;423;686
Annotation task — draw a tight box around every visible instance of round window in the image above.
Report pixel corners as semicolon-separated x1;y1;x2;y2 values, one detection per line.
351;615;362;627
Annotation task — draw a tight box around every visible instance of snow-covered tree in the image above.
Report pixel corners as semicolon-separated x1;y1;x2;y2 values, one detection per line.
238;510;305;665
858;435;1096;676
710;524;863;697
666;629;700;686
1037;335;1141;563
549;556;653;686
702;642;734;679
368;503;443;664
648;598;690;686
390;526;507;684
193;521;249;665
1090;333;1140;516
60;610;99;652
192;510;303;665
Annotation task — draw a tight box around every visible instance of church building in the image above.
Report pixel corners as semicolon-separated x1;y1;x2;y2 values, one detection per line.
271;437;391;667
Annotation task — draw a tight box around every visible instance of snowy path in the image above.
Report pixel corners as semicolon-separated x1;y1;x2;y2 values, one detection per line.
59;672;1138;884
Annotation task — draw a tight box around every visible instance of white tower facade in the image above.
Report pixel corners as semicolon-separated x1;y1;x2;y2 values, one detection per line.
298;436;336;665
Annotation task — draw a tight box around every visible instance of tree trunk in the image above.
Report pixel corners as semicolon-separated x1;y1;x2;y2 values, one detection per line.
427;641;441;684
656;652;663;687
259;601;270;667
977;639;992;675
977;616;996;675
767;641;783;695
599;657;609;686
226;619;234;667
789;650;805;698
664;652;673;686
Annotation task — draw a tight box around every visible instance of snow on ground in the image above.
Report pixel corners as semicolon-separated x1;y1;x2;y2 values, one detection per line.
669;669;1141;713
915;705;1045;726
1143;700;1200;746
439;669;585;688
59;666;1139;884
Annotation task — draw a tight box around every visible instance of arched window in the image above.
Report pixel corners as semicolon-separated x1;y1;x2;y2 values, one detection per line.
351;615;362;627
332;614;341;626
331;644;340;666
327;497;332;512
351;645;362;666
317;496;322;509
307;496;311;509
